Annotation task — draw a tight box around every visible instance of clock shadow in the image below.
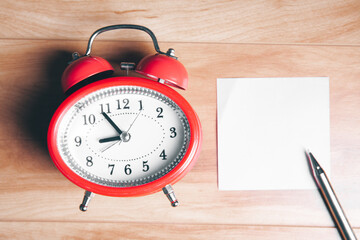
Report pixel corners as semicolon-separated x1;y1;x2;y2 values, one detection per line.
105;42;154;76
19;50;70;155
19;43;153;157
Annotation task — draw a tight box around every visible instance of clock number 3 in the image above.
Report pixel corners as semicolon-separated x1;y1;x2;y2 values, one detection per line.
170;127;177;138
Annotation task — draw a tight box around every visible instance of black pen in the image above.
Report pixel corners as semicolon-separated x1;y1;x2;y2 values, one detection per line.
306;151;357;240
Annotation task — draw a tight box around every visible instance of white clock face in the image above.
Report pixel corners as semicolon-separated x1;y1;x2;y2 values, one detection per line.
57;85;191;187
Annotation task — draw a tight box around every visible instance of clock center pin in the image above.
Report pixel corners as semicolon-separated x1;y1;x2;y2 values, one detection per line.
121;131;131;142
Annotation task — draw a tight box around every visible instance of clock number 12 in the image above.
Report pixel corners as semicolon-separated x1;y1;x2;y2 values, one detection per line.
117;99;130;110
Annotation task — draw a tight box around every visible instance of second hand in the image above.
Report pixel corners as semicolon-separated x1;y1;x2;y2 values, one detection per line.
101;140;121;153
118;109;143;146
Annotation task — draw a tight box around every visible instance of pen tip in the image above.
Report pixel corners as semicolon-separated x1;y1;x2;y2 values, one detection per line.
304;148;311;157
307;151;323;171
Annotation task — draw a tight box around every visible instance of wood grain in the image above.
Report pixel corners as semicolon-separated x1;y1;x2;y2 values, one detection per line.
0;1;359;45
0;221;355;240
0;40;360;234
1;1;360;239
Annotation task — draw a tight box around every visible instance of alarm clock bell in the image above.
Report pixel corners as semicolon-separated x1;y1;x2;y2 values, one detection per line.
61;25;188;93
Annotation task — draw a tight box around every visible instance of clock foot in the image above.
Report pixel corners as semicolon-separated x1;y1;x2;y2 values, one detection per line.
79;191;95;212
162;184;179;207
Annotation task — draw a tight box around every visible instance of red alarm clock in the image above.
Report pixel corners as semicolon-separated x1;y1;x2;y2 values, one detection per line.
47;25;202;211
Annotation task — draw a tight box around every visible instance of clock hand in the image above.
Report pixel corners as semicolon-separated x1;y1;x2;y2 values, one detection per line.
116;110;142;147
100;140;121;153
100;111;142;152
101;112;123;135
126;109;143;132
99;136;121;143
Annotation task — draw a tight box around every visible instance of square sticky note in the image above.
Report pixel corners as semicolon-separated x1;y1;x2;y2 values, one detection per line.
217;77;330;190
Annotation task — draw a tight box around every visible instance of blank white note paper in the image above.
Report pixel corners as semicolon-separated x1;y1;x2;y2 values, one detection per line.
217;77;330;190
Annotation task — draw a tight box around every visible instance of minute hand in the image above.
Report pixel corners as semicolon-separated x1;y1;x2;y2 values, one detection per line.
101;112;123;135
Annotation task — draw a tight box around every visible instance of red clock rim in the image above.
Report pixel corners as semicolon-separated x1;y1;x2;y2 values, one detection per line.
47;77;202;197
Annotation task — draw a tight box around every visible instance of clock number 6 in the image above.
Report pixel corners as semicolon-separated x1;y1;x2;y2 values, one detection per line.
125;164;132;175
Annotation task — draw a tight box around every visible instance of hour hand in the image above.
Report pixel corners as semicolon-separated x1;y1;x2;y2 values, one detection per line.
102;112;123;135
99;136;121;143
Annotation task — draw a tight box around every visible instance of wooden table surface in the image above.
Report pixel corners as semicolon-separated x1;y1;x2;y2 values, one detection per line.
1;1;360;239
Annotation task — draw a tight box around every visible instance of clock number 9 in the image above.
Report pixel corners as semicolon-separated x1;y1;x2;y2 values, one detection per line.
125;164;132;175
86;156;93;167
74;136;82;147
